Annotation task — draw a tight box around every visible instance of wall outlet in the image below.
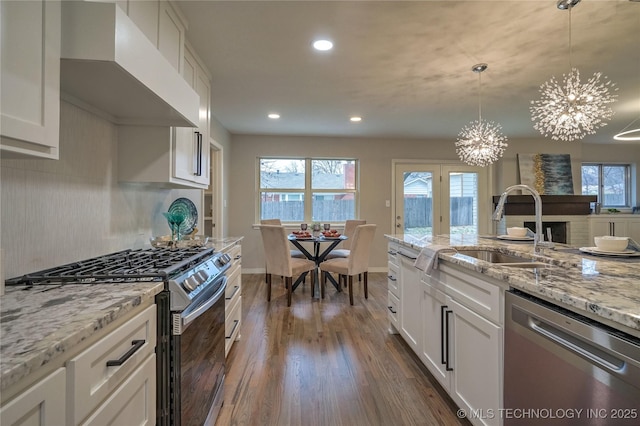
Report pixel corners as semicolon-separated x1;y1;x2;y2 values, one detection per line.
385;200;391;208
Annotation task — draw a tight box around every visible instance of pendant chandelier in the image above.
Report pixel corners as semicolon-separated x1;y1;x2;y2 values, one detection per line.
613;116;640;141
456;63;508;167
530;0;618;142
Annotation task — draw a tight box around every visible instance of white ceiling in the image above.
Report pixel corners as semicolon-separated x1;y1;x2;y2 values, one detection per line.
177;0;640;144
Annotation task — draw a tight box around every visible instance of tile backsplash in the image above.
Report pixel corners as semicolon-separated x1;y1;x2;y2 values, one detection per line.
0;101;201;279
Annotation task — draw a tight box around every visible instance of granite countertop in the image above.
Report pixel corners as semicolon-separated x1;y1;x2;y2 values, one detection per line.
385;233;640;334
0;281;164;393
207;236;243;252
0;239;245;393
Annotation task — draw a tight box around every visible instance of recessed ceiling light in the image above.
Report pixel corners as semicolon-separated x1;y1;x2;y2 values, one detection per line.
313;39;333;51
350;116;362;122
268;113;280;119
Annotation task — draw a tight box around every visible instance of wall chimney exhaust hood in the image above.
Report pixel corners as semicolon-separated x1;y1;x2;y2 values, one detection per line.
60;2;198;127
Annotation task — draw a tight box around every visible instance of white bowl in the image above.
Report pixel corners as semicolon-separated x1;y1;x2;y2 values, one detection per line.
594;236;629;252
506;227;528;237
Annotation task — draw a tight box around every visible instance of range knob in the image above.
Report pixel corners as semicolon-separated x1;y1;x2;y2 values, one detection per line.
216;253;231;266
182;275;200;292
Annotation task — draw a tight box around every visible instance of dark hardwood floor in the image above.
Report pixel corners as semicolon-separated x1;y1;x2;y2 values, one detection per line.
216;272;470;426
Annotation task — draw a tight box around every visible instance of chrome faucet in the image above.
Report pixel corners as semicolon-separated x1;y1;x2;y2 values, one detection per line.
493;184;552;254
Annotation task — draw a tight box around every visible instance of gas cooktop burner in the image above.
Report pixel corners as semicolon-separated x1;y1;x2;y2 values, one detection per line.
5;247;217;286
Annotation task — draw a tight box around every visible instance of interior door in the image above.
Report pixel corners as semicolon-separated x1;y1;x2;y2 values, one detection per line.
394;163;489;239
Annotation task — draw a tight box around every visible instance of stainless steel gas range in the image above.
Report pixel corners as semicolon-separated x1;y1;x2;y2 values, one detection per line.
6;246;232;426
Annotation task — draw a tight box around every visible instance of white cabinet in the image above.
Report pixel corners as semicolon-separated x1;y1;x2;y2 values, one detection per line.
398;248;421;353
448;297;501;426
420;282;448;386
127;0;160;46
79;355;155;426
224;243;242;357
0;305;156;426
1;0;60;159
0;368;66;426
158;1;186;73
589;215;640;244
113;0;185;73
67;305;156;425
118;43;210;189
388;249;504;426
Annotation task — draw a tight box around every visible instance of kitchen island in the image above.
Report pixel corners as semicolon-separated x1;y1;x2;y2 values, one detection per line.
386;233;640;334
386;233;640;426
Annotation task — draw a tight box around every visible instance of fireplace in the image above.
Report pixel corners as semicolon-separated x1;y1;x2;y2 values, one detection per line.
523;221;567;244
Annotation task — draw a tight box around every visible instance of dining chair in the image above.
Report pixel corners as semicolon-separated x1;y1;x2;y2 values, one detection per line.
259;225;316;306
319;224;376;305
324;219;366;260
260;218;305;258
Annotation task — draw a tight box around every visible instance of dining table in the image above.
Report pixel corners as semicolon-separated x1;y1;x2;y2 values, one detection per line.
288;234;347;295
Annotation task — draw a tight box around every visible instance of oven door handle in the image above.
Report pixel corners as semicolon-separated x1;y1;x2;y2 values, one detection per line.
182;276;227;327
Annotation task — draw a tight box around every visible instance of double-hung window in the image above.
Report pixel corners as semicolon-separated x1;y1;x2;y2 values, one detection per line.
259;158;358;223
581;163;631;208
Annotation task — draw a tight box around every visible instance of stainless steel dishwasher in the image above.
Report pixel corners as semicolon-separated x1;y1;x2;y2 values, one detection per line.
504;290;640;425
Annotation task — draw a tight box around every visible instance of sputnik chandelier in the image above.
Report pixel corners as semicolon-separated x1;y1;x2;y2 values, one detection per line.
456;63;508;167
530;0;618;142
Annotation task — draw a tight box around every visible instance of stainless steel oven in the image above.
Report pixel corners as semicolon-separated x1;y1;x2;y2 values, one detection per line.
6;247;232;426
171;273;227;425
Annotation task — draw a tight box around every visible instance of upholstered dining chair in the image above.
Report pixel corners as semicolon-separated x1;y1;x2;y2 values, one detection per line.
259;225;316;306
260;218;305;258
319;224;376;305
324;219;366;260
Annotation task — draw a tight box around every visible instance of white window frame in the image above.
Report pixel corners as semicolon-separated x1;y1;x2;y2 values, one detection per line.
257;157;359;224
581;162;631;208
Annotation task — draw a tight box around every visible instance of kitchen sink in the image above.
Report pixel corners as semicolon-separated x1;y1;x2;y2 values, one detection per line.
454;249;549;268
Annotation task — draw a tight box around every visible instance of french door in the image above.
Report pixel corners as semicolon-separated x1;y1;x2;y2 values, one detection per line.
393;162;490;240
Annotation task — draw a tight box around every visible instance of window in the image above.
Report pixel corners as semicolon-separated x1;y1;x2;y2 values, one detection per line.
581;163;631;208
259;158;358;223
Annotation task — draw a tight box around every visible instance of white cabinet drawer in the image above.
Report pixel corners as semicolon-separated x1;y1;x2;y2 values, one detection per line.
438;264;501;324
80;354;155;426
67;305;156;425
387;261;399;298
0;368;66;426
387;291;400;329
387;243;399;266
225;273;241;309
227;244;242;263
225;296;242;357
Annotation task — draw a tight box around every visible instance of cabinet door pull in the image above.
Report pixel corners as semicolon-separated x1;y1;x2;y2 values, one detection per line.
226;319;240;339
106;339;145;367
440;305;448;364
387;306;397;314
445;309;453;371
398;251;417;260
197;132;203;176
193;131;203;176
225;285;240;301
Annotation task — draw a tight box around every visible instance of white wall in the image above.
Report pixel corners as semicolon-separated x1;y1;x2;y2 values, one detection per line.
0;101;202;279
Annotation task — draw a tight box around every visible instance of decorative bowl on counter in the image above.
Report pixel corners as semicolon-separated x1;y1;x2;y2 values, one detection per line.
506;227;529;237
594;236;629;252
